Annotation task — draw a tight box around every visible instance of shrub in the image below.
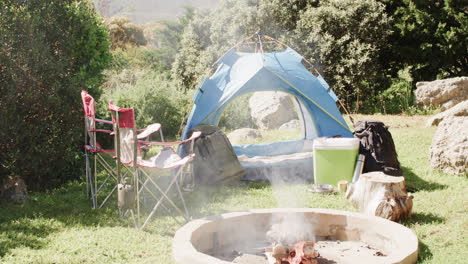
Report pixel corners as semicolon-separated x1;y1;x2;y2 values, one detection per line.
100;71;191;139
378;79;413;114
105;16;147;50
0;0;111;191
218;93;257;131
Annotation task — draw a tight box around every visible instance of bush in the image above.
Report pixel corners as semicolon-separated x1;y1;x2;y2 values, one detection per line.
100;71;191;139
377;79;413;114
218;93;257;131
0;0;111;190
105;16;147;50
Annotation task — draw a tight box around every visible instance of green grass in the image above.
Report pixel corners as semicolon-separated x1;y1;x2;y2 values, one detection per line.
227;128;303;145
1;115;467;263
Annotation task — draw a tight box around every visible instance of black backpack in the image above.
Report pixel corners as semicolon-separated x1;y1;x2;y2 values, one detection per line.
187;125;246;185
354;120;402;176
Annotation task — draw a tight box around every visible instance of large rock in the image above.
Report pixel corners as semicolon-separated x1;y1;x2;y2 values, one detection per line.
415;77;468;111
430;115;468;175
249;92;297;129
279;119;301;130
426;100;468;126
227;128;262;145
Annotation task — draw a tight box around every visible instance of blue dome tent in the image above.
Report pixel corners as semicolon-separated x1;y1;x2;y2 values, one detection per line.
181;34;353;181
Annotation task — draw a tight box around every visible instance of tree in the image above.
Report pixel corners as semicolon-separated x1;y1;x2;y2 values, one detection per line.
172;0;392;111
381;0;468;81
0;0;111;190
172;0;263;91
295;0;392;111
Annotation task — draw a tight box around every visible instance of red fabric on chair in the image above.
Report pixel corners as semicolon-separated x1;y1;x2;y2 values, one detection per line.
109;101;136;129
81;90;96;117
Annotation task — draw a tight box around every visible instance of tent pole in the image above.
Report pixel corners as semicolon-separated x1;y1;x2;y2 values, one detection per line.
265;66;353;133
211;34;256;67
338;99;355;127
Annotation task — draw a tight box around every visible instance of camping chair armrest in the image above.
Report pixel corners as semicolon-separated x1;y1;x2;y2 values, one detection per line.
95;118;113;125
138;131;201;147
89;129;113;134
137;123;161;140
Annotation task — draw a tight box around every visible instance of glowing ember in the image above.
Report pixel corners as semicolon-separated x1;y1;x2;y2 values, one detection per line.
269;240;318;264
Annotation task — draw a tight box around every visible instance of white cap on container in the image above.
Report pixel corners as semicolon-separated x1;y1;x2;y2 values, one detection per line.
313;137;360;150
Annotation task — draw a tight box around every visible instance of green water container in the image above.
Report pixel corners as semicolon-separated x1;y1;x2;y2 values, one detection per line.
313;138;360;187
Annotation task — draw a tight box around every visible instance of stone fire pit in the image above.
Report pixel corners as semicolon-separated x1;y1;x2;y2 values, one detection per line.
173;208;418;264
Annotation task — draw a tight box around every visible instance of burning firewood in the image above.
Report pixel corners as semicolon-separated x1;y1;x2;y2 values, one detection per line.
269;241;318;264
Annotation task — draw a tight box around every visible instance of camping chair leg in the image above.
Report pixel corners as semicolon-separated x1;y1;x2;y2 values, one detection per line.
140;170;186;218
85;152;90;199
98;184;117;209
95;163;119;195
139;171;186;230
94;154;98;207
85;152;97;208
89;169;97;209
96;174;112;195
140;194;166;230
174;171;190;219
137;174;173;215
96;154;118;181
130;209;139;228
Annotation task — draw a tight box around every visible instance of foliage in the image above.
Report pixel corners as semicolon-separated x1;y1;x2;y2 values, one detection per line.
144;8;195;73
172;0;264;91
379;0;468;82
101;10;196;138
100;71;191;138
378;78;413;114
218;93;257;130
258;0;319;36
0;0;111;190
105;16;146;49
295;0;392;111
172;0;392;113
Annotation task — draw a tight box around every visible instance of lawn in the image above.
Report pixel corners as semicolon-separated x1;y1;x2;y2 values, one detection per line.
0;115;466;264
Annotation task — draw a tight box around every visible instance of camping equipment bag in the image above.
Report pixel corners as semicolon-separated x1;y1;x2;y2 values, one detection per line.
187;125;245;185
353;120;402;176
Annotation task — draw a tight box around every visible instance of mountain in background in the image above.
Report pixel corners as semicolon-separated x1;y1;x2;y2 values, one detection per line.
93;0;221;24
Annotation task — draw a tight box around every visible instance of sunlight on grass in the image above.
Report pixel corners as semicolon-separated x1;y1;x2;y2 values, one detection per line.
0;115;466;264
226;128;303;145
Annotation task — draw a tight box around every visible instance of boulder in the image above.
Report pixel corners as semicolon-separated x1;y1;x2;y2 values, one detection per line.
415;77;468;111
426;100;468;126
249;92;297;129
227;128;262;145
430;116;468;175
279;119;301;130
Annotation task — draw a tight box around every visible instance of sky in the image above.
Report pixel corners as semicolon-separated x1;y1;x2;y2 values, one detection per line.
94;0;221;23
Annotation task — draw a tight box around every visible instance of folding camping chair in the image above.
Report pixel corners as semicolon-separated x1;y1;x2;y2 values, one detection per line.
81;90;118;209
108;101;200;229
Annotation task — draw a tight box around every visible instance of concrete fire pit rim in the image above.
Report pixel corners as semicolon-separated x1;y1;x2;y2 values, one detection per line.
173;208;418;264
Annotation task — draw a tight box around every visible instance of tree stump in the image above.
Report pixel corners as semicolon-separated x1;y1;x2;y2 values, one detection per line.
346;172;413;221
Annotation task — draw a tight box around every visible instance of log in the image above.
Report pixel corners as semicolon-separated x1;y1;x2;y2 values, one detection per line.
345;172;413;221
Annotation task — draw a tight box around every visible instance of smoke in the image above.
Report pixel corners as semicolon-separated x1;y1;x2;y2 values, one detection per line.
267;169;315;245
